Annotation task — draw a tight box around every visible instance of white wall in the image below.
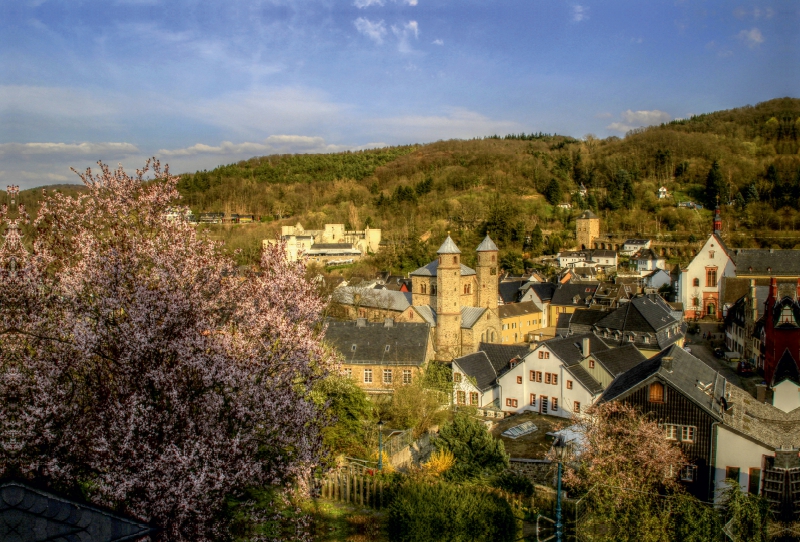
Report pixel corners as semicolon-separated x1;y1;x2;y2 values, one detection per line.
714;425;773;501
452;361;496;407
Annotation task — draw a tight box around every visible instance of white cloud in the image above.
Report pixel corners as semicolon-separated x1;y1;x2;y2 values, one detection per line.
354;17;387;44
572;5;589;22
433;39;444;45
607;109;672;133
737;27;764;47
734;7;775;19
400;0;418;4
0;142;140;156
354;0;384;7
392;20;419;53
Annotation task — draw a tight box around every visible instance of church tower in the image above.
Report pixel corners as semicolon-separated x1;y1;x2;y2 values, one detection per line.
435;235;463;361
475;235;499;310
713;206;722;236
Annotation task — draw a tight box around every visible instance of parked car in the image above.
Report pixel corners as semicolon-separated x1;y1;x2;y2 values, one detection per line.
714;347;725;359
737;361;756;376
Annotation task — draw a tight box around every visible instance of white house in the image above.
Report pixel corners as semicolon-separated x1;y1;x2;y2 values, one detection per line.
643;268;672;290
452;343;531;410
621;239;651;256
634;248;667;272
495;334;607;418
557;202;573;210
658;186;669;199
677;209;735;319
557;250;617;270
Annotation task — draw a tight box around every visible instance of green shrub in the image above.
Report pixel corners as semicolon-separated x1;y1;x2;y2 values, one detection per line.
435;413;509;482
387;480;516;542
492;470;535;498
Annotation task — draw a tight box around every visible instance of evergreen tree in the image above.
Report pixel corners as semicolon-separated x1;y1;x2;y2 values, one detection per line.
705;160;727;207
530;225;544;256
435;414;509;481
544;178;563;205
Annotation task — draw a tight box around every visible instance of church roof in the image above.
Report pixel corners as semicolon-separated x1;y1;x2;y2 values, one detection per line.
476;235;499;252
437;235;461;254
409;260;477;277
578;210;598;220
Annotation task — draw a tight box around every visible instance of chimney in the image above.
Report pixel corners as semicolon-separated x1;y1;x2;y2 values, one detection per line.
582;337;590;358
384;317;394;328
356;318;367;327
662;356;673;372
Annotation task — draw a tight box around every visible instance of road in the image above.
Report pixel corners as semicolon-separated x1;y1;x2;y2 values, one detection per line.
684;323;763;395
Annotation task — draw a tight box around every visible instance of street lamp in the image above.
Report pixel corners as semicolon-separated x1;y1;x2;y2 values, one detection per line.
377;420;384;471
553;437;568;542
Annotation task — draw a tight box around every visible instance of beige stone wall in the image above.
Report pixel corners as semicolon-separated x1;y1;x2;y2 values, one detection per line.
476;251;499;309
471;309;501;346
411;276;435;306
576;217;600;250
436;254;463;360
343;364;423;392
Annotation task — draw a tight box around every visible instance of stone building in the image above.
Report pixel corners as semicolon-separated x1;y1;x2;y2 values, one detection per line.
575;210;600;250
264;222;381;264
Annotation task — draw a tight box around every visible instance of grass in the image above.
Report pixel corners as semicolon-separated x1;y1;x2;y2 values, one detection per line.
302;498;388;541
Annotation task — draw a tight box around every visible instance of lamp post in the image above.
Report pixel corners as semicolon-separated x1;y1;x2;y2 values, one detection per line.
553;437;567;542
377;420;384;471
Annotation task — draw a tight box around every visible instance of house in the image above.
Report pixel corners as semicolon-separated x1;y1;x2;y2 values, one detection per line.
599;345;727;500
732;248;800;280
621;239;651;256
518;282;557;327
578;183;588;198
591;282;634;308
758;278;800;386
497;334;609;417
634;248;667;272
676;207;736;319
498;301;543;343
548;282;599;328
264;222;381;263
591;295;685;354
570;267;597;281
557;202;573;210
324;318;433;393
644;269;672;291
498;278;530;304
556;250;617;269
452;343;531;410
658;186;669;199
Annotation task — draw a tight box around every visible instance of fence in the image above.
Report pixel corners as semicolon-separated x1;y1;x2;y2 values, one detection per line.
319;470;388;509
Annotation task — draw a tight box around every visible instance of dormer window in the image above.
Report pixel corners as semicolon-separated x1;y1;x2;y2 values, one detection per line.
780;304;797;325
385;345;391;352
351;344;357;352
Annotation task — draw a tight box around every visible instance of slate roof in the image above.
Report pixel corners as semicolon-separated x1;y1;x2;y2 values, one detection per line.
453;351;498;391
592;343;647;376
524;282;557;302
334;287;413;311
325;319;431;366
499;301;542;319
437;235;462;254
592;250;617;259
413;305;437;326
578;210;599;219
634;248;662;261
0;481;153;542
476;235;499;252
479;342;531;376
564;364;604;395
461;306;487;329
499;279;527;303
409;260;477;277
733;249;800;276
595;296;677;334
599;345;726;421
541;333;610;366
722;383;800;450
550;282;599;306
555;312;573;335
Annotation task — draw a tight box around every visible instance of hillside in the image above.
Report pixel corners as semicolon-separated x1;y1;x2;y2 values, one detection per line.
17;97;800;270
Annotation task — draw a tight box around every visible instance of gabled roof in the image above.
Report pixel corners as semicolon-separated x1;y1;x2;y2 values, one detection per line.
550;282;598;306
564;364;604;395
325;319;432;366
733;249;800;276
523;282;557;302
538;333;610;367
409;260;477;277
499;279;527;303
479;342;531;376
595;295;677;334
461;306;487;329
413;305;437;326
599;345;725;420
453;351;497;392
476;235;499;252
592;343;647;377
499;301;542;319
334;287;413;311
569;308;610;327
634;248;662;261
437;235;461;254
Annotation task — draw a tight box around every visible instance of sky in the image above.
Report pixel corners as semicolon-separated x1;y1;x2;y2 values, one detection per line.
1;0;797;188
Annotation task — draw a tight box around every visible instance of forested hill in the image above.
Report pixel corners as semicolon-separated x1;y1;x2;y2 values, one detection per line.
17;97;800;270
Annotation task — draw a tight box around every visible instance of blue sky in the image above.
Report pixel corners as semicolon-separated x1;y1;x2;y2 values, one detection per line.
1;0;797;188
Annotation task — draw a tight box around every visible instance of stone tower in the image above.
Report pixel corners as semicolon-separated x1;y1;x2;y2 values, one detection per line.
435;235;463;361
475;235;499;310
576;210;600;249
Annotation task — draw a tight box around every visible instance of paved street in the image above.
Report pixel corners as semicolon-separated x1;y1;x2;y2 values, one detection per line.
684;323;763;395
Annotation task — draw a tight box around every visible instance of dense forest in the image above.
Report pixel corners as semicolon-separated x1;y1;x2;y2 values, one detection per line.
15;97;800;271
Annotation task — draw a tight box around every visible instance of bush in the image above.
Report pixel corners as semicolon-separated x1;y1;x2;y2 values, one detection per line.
492;471;534;498
435;414;509;482
387;480;517;542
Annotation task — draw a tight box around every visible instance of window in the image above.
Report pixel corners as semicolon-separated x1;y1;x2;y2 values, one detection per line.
551;397;558;411
384;345;391;352
457;391;466;405
748;468;761;494
681;426;696;443
516;376;523;384
536;371;542;382
588;359;595;369
649;382;665;403
574;401;581;413
505;398;518;408
383;369;392;383
530;370;535;381
470;392;479;405
541;397;548;413
464;284;471;295
351;344;357;351
693;278;700;287
530;393;536;406
454;372;462;383
403;370;412;384
566;380;573;390
453;256;458;264
421;283;427;294
680;465;697;482
706;268;717;287
709;250;715;259
545;373;552;384
552;374;558;385
344;367;352;378
664;424;677;440
364;369;373;383
725;466;740;483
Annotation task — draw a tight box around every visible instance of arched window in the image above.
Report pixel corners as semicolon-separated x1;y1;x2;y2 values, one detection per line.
649;382;665;403
491;331;496;341
693;278;700;287
421;283;427;294
453;256;458;264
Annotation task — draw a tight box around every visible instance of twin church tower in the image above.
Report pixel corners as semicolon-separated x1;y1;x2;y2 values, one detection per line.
409;235;501;361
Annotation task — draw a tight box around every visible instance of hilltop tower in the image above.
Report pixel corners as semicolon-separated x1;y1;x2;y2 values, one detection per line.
436;235;463;361
576;210;600;250
475;235;499;310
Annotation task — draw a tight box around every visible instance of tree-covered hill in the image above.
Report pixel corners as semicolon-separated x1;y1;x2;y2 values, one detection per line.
16;97;800;270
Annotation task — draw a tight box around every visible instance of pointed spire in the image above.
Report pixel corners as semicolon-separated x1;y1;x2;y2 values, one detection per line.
476;235;499;252
436;235;461;254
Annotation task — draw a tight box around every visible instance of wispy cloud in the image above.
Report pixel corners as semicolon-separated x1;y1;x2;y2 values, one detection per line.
0;142;140;156
432;39;443;45
737;27;764;48
607;109;671;133
392;20;419;53
572;5;589;22
158;136;385;157
354;0;384;8
354;17;387;44
733;7;775;20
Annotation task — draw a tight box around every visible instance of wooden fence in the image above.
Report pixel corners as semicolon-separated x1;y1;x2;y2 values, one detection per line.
319;471;388;509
